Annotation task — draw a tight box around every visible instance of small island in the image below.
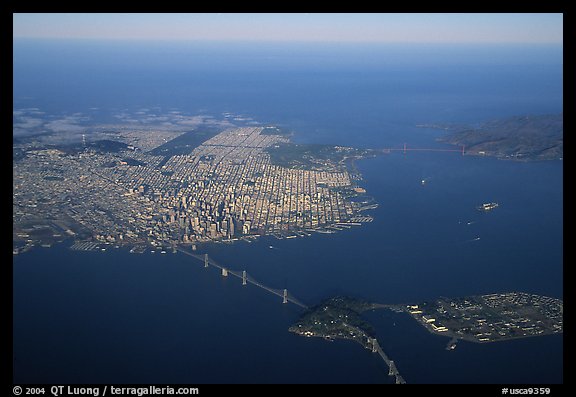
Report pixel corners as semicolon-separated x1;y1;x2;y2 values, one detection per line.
290;292;562;383
289;296;384;345
289;296;404;383
405;292;563;345
421;113;563;161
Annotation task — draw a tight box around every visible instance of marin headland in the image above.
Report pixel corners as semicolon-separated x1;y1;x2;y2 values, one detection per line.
420;113;563;161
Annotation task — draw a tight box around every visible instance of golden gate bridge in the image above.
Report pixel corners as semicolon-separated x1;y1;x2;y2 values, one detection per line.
382;143;465;155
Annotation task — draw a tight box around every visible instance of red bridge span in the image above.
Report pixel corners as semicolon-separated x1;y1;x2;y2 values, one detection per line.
382;143;465;155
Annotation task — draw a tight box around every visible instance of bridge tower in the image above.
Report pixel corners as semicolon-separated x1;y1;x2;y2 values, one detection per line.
222;268;228;277
371;338;378;353
283;289;288;304
242;270;247;285
403;143;407;154
389;360;397;376
204;253;209;268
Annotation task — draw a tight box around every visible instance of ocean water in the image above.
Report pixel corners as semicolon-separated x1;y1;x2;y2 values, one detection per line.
13;40;563;384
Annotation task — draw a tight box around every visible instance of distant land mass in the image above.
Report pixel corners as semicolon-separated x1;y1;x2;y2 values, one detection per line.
421;114;563;161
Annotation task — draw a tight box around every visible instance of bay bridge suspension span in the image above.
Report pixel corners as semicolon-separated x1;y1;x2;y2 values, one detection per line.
176;247;407;383
176;247;308;309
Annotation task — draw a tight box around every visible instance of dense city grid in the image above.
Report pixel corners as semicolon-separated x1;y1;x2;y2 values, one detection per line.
14;126;371;253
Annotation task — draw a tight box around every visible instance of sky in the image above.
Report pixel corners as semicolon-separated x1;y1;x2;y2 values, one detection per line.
13;13;563;44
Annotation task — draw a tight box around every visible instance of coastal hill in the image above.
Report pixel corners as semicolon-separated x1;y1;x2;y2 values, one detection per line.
425;113;563;161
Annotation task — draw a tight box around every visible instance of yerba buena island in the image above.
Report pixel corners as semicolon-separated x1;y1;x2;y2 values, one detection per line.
13;114;376;254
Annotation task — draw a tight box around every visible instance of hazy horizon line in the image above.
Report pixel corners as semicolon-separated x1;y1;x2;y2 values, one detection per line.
12;37;564;46
13;13;563;45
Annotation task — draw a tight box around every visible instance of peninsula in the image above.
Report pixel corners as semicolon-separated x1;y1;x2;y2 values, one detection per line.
13;112;377;254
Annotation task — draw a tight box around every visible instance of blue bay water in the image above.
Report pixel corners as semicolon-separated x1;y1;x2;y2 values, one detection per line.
13;40;563;384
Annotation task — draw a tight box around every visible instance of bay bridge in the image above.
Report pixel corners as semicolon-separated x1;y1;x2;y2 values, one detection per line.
369;337;406;384
176;248;308;309
176;247;407;383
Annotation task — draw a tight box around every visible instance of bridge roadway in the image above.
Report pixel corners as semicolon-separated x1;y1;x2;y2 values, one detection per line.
176;247;308;309
341;322;406;384
176;247;405;383
371;338;406;384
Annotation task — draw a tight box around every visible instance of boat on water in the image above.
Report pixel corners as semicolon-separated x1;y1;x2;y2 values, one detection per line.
446;339;458;350
316;229;337;234
476;202;499;211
